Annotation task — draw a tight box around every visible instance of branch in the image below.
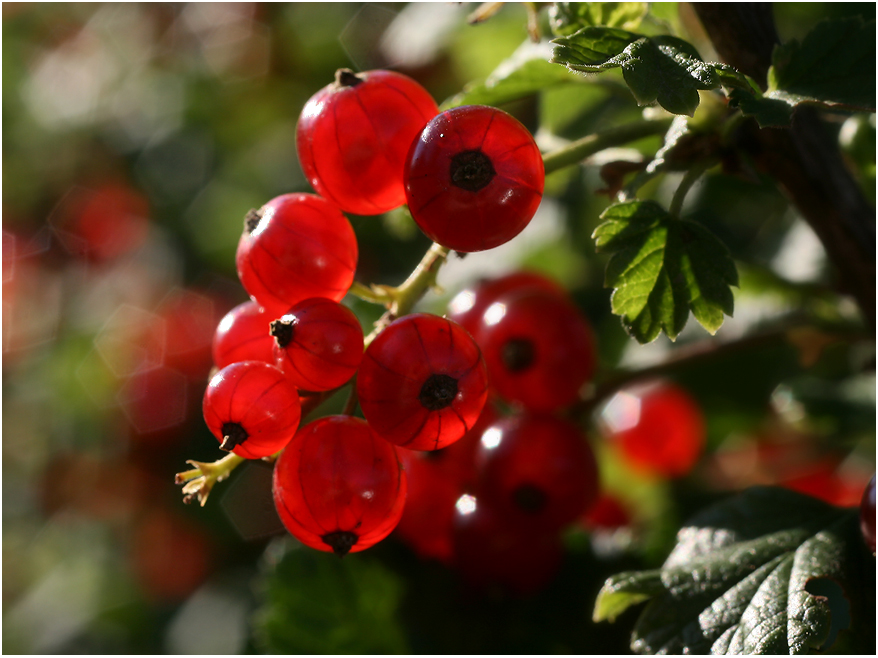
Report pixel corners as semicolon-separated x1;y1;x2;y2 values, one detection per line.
691;3;876;328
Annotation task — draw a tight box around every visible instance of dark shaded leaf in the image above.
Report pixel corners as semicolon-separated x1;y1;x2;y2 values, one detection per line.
593;487;866;654
551;29;718;115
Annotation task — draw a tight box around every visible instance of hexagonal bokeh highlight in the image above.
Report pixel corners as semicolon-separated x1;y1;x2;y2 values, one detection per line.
93;304;166;378
116;365;189;435
220;461;285;541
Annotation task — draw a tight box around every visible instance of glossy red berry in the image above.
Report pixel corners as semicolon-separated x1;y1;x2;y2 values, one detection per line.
452;493;564;596
478;288;595;412
270;297;364;391
860;474;875;554
446;270;565;341
272;415;407;556
212;301;276;370
599;381;705;478
475;414;600;531
235;193;358;316
297;68;439;216
404;104;544;252
202;361;301;459
357;313;488;450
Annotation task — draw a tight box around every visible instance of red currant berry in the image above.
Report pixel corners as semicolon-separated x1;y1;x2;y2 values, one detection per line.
212;301;276;370
202;361;301;459
860;474;875;554
270;297;363;391
452;493;563;596
394;448;461;564
478;288;595;412
272;415;407;556
446;270;565;341
599;382;705;478
475;414;600;531
357;313;488;450
297;69;439;216
235;193;358;316
404;105;544;252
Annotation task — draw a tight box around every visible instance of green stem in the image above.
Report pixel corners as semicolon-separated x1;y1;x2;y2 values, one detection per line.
542;118;673;176
669;161;713;218
349;280;391;305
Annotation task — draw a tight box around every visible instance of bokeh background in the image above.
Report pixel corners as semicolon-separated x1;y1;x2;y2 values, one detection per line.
3;3;874;654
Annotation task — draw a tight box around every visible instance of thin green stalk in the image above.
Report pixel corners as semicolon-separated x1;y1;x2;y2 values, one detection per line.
669;161;714;218
542;118;673;176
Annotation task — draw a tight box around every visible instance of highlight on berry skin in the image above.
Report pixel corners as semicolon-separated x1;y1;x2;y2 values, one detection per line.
202;361;302;460
272;415;407;556
296;68;439;216
404;104;545;252
357;313;489;451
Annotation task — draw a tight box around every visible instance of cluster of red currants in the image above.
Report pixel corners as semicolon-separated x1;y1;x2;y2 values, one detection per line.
200;68;551;559
395;271;602;594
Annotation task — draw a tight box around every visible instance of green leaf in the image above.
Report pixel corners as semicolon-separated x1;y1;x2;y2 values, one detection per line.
253;540;409;654
594;487;867;654
593;200;737;343
444;40;585;109
551;29;718;115
593;570;665;622
727;88;794;128
768;16;876;112
549;2;648;36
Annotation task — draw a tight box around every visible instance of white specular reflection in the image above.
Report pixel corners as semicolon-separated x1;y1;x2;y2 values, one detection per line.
483;302;506;326
600;391;642;433
447;289;475;317
455;493;477;516
480;427;502;450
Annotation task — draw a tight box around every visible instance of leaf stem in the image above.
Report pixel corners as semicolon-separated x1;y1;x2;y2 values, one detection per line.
542;118;673;176
669;161;713;218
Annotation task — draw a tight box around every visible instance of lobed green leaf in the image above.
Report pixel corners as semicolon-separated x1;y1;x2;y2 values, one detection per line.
551;28;719;116
593;200;737;343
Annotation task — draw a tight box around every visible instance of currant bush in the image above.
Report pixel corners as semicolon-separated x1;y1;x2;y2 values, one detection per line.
404;105;545;252
297;68;439;216
270;297;363;392
235;193;358;316
202;361;301;460
357;313;488;450
272;415;407;556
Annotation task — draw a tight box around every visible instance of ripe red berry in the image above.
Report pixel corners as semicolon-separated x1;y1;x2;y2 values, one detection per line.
235;193;358;316
446;270;565;341
297;68;439;216
404;104;544;252
272;415;407;556
270;297;364;391
202;361;301;459
599;381;705;478
478;288;596;413
860;474;875;554
452;493;564;596
357;313;488;450
475;414;600;531
212;301;276;370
